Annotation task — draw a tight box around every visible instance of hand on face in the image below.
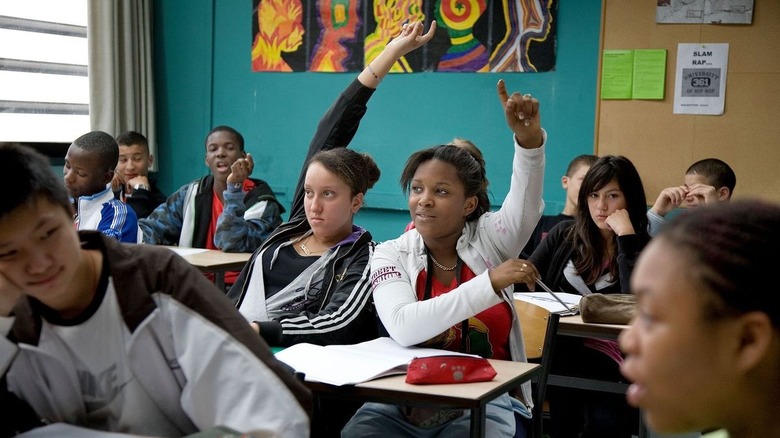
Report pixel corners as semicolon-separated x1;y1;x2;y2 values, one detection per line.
111;172;124;192
489;259;540;292
126;175;151;193
652;185;688;216
605;208;635;236
227;153;254;185
685;183;718;207
0;270;23;317
496;79;542;149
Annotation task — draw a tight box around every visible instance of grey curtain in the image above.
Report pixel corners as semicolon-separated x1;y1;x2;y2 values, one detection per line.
87;0;157;170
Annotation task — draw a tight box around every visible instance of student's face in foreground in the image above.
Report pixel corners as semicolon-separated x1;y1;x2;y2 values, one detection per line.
63;145;111;199
619;239;736;433
304;162;362;242
116;144;152;182
205;131;245;182
408;159;477;242
0;198;82;306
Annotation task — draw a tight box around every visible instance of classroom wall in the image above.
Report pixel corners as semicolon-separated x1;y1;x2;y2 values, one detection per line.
597;1;780;204
153;0;603;242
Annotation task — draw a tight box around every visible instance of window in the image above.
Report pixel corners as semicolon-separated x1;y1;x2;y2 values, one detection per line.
0;0;88;146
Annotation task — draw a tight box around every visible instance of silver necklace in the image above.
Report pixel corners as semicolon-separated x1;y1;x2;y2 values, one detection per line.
429;253;457;271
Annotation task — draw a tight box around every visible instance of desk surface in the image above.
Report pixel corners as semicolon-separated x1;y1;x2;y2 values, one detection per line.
558;315;627;340
308;359;538;438
165;247;252;272
307;359;539;408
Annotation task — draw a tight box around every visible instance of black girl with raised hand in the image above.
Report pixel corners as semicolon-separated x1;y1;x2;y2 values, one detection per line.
343;82;547;437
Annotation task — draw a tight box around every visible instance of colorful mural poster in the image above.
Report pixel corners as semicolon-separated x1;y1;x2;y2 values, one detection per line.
251;0;557;73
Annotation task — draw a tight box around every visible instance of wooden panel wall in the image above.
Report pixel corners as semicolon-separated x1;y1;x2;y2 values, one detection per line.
596;1;780;203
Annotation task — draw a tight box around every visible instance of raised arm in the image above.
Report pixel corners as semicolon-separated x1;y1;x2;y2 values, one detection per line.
215;176;284;252
287;20;437;220
496;79;543;149
480;80;546;260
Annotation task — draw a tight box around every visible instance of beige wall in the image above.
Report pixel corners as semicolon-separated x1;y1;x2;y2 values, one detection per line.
596;1;780;203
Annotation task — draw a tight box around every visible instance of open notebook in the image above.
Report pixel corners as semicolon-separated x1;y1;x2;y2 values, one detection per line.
275;337;477;386
514;291;582;316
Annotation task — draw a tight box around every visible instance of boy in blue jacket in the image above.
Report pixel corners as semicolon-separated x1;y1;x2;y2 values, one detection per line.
64;130;139;243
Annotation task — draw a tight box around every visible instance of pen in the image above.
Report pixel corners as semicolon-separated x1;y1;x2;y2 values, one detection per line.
535;278;575;313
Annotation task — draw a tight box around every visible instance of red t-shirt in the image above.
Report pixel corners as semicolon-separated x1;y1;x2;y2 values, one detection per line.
415;265;512;360
205;179;256;285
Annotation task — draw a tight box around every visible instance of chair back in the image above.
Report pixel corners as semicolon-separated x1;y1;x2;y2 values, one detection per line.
514;299;560;438
515;299;552;360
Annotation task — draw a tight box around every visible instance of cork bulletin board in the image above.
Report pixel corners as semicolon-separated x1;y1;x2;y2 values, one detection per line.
595;1;780;203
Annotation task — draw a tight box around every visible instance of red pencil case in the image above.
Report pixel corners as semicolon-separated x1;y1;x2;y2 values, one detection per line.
405;355;497;385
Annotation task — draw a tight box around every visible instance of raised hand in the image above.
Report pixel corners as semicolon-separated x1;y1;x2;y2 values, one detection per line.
386;20;437;57
361;21;437;87
227;153;254;186
496;79;542;149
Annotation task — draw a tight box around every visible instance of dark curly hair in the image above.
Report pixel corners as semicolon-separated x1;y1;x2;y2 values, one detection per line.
658;199;780;328
400;144;489;222
309;148;380;196
0;143;71;219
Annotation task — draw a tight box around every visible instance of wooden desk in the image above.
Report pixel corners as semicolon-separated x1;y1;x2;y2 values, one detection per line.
550;315;650;437
549;315;628;394
306;359;539;438
557;315;626;340
167;247;251;290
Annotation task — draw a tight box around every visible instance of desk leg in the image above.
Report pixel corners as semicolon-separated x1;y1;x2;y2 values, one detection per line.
470;406;486;438
215;272;226;292
639;414;648;438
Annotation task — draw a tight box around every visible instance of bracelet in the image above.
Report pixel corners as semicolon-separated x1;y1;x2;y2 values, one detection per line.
367;63;381;83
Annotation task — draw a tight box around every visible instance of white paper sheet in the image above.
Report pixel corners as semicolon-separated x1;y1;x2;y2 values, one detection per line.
514;292;582;315
275;337;476;386
164;247;209;256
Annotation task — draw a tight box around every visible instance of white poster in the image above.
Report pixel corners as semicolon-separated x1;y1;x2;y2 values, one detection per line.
674;43;729;115
656;0;754;24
